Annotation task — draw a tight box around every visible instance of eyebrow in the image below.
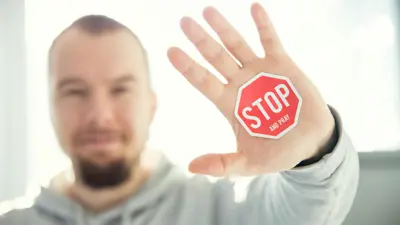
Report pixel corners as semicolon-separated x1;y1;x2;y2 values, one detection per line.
56;74;136;89
57;77;86;90
113;74;136;84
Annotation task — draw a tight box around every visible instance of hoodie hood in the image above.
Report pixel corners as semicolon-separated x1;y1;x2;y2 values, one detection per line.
33;154;187;225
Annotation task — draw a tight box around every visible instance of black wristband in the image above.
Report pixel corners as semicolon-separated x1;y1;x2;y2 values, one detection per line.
295;115;339;167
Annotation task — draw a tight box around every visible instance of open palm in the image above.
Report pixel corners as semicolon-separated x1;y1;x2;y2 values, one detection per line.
167;3;335;177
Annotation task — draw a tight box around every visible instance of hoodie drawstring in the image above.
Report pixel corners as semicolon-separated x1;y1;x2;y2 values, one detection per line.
121;208;131;225
75;205;85;225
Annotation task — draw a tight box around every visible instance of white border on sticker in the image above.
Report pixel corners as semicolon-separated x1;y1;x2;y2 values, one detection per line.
234;72;303;139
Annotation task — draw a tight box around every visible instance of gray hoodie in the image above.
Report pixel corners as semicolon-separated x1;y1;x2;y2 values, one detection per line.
0;107;359;225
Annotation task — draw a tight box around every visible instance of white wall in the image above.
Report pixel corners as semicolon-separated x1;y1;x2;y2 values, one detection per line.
0;0;6;201
0;0;29;201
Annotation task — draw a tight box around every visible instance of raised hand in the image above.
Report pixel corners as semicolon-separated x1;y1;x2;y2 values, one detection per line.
167;3;335;177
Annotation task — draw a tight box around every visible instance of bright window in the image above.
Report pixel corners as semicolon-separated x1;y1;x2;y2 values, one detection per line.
25;0;400;186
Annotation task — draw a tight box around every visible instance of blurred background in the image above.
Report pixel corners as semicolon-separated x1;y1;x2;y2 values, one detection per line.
0;0;399;224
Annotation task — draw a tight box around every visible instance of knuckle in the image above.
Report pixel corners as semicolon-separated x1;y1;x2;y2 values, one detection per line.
217;29;246;53
182;60;197;76
205;47;225;65
229;39;246;52
260;36;275;49
194;69;211;88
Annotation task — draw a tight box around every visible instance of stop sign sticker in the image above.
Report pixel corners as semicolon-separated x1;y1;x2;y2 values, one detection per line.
234;72;302;139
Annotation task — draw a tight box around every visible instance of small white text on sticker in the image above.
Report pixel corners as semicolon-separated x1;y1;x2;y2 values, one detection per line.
269;114;290;132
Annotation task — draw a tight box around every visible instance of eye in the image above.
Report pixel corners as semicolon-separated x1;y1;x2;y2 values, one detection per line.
112;86;130;95
63;88;87;97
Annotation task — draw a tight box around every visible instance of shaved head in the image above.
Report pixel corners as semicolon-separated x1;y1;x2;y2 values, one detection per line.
70;15;132;34
49;15;148;75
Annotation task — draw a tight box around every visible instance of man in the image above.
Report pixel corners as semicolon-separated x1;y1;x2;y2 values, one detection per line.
0;3;359;225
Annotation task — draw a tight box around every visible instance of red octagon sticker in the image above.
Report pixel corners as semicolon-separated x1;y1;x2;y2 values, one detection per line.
234;72;302;139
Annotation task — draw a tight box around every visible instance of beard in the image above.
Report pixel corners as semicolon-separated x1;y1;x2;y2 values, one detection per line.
70;124;146;189
77;156;135;189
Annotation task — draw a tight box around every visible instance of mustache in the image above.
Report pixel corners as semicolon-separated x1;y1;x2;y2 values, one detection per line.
75;128;123;143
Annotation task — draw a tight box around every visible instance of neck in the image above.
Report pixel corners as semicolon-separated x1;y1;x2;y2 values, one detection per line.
52;151;160;213
69;164;149;212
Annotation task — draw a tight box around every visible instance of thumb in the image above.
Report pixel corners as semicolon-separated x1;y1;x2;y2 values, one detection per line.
188;153;245;177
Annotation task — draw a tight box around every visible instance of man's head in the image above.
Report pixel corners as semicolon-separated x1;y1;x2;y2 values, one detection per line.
48;15;156;189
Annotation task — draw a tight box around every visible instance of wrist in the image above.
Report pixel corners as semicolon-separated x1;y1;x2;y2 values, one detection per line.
296;112;338;167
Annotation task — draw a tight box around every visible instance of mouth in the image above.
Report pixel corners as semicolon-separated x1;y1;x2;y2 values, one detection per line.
78;134;122;154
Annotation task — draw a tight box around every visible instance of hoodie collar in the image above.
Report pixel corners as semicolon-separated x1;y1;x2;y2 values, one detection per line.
34;154;187;225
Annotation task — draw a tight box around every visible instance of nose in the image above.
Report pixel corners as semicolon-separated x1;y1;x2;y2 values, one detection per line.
85;92;114;128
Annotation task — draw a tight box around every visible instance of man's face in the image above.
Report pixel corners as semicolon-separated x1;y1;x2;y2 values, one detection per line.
49;29;156;188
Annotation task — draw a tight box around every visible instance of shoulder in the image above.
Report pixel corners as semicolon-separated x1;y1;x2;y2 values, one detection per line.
0;197;36;224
